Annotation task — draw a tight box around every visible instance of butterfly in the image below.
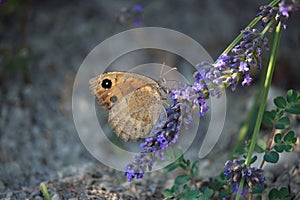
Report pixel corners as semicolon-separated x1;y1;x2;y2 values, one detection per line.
89;72;169;141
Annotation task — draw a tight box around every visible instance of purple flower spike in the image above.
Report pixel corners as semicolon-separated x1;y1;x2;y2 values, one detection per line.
124;103;183;181
258;1;300;29
224;159;265;195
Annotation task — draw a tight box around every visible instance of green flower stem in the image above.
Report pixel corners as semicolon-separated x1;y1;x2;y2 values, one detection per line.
262;19;276;35
245;22;282;167
231;70;265;159
40;182;51;200
236;178;246;200
235;22;282;200
223;0;280;54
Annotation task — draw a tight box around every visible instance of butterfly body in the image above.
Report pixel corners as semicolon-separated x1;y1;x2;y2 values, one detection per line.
89;72;167;141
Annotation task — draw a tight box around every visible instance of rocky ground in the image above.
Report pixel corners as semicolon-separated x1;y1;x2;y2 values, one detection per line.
0;0;300;199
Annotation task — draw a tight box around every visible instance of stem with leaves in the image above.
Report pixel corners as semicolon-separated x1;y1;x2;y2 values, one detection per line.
235;21;282;200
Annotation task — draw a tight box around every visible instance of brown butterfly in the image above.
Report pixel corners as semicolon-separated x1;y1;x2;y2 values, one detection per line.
89;72;168;141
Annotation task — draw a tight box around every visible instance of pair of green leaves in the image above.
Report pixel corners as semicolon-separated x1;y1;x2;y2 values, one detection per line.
268;187;291;200
164;148;199;177
163;159;202;200
264;89;300;128
273;89;300;114
264;130;297;163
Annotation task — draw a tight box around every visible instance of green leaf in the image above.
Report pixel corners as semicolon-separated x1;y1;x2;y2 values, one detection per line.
278;187;291;199
182;190;200;200
183;184;190;193
199;196;207;200
250;155;257;165
275;116;290;129
209;180;224;190
171;184;179;194
274;144;284;153
177;155;184;163
218;190;231;198
274;124;284;130
286;89;297;103
163;189;174;197
255;195;262;200
285;105;300;114
165;163;179;172
217;172;226;181
262;111;276;126
274;133;282;143
291;137;297;143
283;131;295;142
191;161;199;177
277;110;285;118
179;163;188;170
186;159;191;168
268;188;278;200
264;151;279;163
251;184;264;194
297;94;300;102
274;96;287;109
283;144;293;152
269;187;292;200
175;175;190;185
202;187;213;198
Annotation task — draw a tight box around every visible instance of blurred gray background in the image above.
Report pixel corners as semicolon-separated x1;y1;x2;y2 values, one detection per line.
0;0;299;199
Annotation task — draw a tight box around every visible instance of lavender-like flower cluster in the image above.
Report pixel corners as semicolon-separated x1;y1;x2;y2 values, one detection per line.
224;159;265;194
257;0;300;29
279;0;300;18
124;28;269;181
195;28;269;95
125;153;152;182
124;103;182;181
140;103;181;153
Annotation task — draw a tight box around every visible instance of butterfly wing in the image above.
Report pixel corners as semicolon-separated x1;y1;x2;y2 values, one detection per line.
89;72;167;141
109;84;166;141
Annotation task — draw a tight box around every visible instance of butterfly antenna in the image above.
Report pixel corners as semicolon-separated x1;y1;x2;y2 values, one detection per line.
159;62;177;82
163;67;177;77
159;62;166;81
